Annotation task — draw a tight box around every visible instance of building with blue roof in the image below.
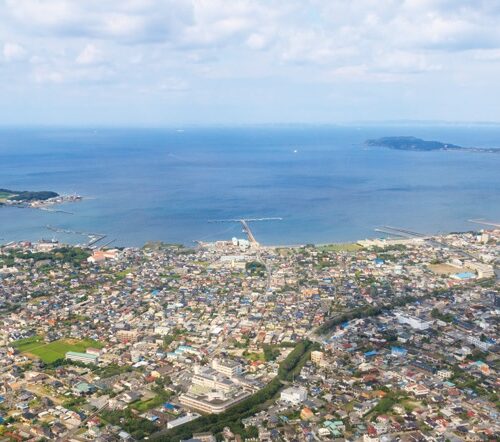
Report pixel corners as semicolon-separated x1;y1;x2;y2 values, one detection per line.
391;346;408;357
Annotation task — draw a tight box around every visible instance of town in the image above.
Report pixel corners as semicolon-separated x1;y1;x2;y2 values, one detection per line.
0;229;498;442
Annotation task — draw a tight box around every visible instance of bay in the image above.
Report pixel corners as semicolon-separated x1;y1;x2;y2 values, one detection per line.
0;125;499;246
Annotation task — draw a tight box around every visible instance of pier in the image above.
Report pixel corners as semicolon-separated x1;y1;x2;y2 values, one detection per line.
468;219;500;229
46;225;107;248
374;228;414;238
208;217;283;223
39;207;74;214
240;219;258;245
375;225;479;260
380;226;427;238
208;217;282;246
87;234;107;247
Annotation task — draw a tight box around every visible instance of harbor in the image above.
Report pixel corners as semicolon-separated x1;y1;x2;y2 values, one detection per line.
45;225;110;249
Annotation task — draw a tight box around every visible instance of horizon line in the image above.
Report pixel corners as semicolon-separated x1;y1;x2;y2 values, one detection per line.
2;120;500;130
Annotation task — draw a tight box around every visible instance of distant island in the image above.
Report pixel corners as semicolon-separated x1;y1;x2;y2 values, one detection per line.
365;136;499;153
0;188;59;204
0;188;82;212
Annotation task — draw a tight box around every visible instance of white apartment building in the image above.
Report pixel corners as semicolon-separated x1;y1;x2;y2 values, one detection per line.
280;386;308;404
212;358;242;377
395;313;432;331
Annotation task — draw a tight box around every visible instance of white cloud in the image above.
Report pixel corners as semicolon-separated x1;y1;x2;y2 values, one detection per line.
33;64;115;84
76;44;103;65
278;29;359;65
472;49;500;61
173;0;276;50
4;0;191;44
33;67;64;84
373;51;441;74
159;77;189;91
246;33;269;50
3;42;27;61
325;65;402;84
1;0;500;123
4;1;497;65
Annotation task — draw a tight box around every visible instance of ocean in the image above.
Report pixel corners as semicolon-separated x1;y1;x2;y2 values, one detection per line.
0;125;499;247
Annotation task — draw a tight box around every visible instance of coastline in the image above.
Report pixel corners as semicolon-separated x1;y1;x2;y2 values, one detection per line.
1;225;493;250
1;126;499;250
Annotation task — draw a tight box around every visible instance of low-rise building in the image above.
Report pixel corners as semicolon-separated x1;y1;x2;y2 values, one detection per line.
395;313;432;331
65;351;98;364
211;358;242;377
280;386;308;404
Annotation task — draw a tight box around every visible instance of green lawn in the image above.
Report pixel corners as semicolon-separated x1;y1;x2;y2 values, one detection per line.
13;336;104;363
132;391;173;412
0;191;14;199
317;243;363;252
244;352;265;362
130;384;173;412
12;335;44;351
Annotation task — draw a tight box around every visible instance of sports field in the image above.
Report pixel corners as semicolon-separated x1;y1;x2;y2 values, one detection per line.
317;243;363;252
13;336;104;363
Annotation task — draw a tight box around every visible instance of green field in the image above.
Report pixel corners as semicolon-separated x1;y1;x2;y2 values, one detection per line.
132;390;173;412
13;336;104;363
317;243;363;252
244;352;265;362
0;190;14;201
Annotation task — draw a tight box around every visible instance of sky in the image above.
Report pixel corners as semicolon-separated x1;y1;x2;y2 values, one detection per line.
1;0;500;126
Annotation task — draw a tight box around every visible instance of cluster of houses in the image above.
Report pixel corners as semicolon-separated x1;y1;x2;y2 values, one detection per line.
0;228;497;441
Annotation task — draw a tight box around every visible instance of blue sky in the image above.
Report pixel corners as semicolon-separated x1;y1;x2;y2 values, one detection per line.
1;0;500;126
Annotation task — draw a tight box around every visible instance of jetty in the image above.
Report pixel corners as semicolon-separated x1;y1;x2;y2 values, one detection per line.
46;225;107;247
375;225;480;261
468;219;500;228
208;217;283;246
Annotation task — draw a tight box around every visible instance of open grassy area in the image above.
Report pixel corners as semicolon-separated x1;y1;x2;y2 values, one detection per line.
13;336;104;363
0;190;15;200
114;269;133;280
428;263;470;275
244;352;265;362
132;390;173;412
317;243;363;252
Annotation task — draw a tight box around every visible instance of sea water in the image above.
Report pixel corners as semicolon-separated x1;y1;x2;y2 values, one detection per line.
0;125;499;246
